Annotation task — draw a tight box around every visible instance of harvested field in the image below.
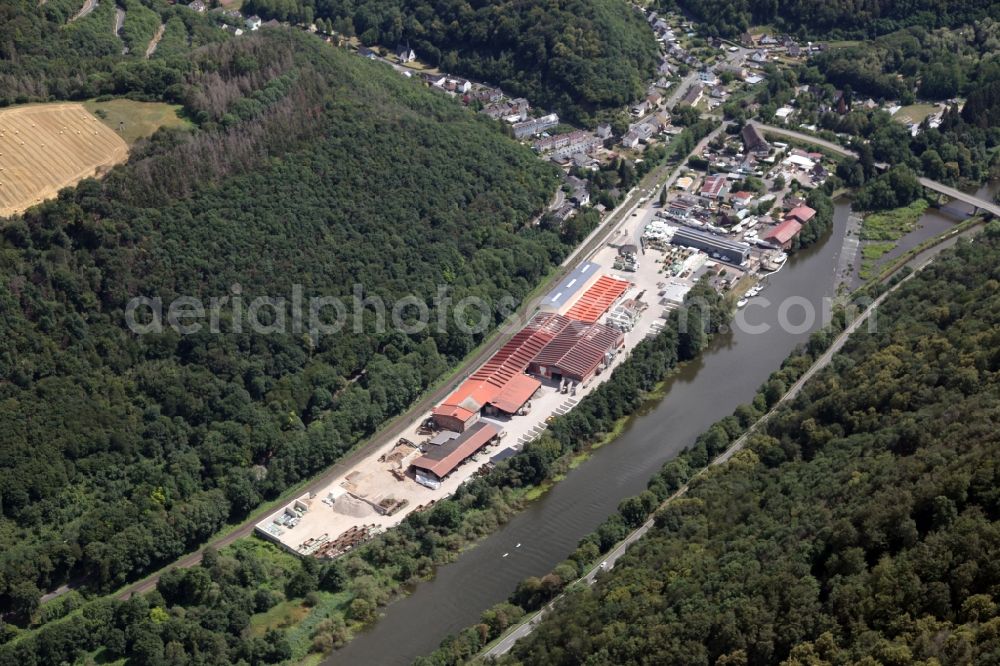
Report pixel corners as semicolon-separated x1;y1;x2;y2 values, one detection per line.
0;102;128;217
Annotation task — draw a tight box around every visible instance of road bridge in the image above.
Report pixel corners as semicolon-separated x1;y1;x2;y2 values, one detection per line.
749;122;998;217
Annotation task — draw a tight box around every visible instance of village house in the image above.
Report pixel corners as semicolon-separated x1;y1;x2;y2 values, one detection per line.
513;113;560;139
678;85;704;107
698;69;718;86
741;124;771;157
775;106;795;122
533;130;602;159
566;176;591;205
553;204;576;224
396;43;416;63
700;174;729;200
423;73;447;88
731;191;754;209
473;87;504;104
596;123;613;140
482;98;530;123
188;0;207;12
811;162;829;182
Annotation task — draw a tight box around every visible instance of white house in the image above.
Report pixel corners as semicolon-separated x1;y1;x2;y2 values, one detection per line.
245;15;262;30
396;43;416;63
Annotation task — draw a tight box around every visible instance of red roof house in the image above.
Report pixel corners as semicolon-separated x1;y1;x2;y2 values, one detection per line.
763;218;802;249
786;204;816;224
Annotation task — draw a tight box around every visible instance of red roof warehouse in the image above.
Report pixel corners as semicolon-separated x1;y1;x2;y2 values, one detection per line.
411;422;501;484
564;275;630;323
528;320;624;383
431;313;569;431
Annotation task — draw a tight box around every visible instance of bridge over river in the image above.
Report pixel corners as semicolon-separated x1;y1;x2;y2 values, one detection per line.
749;121;1000;217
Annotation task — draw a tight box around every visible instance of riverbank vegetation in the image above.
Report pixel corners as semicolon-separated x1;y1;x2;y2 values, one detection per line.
243;0;660;124
0;29;565;629
860;199;929;241
490;223;1000;665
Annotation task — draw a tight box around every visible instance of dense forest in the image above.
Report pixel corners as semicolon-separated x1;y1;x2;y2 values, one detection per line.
495;224;1000;665
243;0;660;123
0;28;566;623
668;0;996;39
0;0;230;105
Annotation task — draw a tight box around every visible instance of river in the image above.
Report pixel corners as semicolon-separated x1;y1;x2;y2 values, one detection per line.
324;196;919;665
861;181;1000;286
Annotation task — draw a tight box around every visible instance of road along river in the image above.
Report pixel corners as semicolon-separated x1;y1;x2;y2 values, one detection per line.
325;199;864;665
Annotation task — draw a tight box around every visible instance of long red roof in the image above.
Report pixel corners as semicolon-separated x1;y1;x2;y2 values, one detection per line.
435;313;569;416
565;275;630;323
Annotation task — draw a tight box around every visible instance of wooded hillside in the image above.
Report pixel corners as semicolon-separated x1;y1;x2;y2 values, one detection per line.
501;223;1000;665
0;29;563;618
672;0;996;39
245;0;660;124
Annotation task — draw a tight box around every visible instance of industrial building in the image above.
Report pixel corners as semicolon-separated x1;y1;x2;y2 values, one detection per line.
528;320;624;383
670;226;751;265
410;422;501;489
431;313;568;431
540;262;601;314
565;275;631;323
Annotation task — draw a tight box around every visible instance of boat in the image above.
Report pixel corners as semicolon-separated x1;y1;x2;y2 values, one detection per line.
761;252;788;273
737;298;748;308
502;552;509;558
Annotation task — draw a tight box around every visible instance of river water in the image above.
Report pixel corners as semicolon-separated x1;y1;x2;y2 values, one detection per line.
864;181;1000;284
324;194;944;665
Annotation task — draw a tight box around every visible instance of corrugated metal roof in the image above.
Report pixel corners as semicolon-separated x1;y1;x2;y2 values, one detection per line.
410;423;500;479
565;275;630;323
435;313;571;417
531;321;623;379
